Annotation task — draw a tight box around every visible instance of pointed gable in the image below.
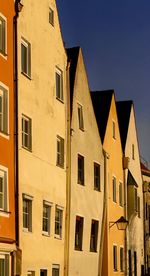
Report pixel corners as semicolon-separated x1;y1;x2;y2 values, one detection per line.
116;101;133;152
66;47;80;115
91;90;114;143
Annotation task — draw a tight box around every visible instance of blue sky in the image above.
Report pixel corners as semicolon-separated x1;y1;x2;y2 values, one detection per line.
57;0;150;166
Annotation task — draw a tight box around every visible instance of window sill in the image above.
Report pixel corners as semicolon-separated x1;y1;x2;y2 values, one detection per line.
0;209;10;217
0;131;9;140
22;145;32;152
0;50;7;60
90;250;97;253
21;71;32;80
77;182;84;186
75;248;83;251
23;228;32;233
42;232;50;237
94;187;100;192
79;127;84;132
54;235;62;240
56;96;64;104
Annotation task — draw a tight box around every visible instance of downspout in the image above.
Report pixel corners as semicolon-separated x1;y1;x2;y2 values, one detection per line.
14;0;19;249
64;60;71;276
98;150;109;276
123;156;128;276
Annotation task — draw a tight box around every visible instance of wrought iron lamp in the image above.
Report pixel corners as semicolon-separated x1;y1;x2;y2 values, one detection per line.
109;216;128;230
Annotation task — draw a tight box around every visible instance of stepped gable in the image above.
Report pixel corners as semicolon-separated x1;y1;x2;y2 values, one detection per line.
91;90;114;143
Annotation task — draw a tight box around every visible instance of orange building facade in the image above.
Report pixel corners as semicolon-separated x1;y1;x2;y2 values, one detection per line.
0;0;16;274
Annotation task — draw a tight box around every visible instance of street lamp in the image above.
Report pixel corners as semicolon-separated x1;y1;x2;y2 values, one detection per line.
109;216;128;230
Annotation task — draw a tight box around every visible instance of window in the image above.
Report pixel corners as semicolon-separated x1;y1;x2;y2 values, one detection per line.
22;194;33;232
0;167;8;212
42;201;51;235
27;271;35;276
128;250;132;276
49;8;54;26
52;265;60;276
132;144;135;160
55;68;63;101
55;207;63;238
0;15;6;55
40;270;47;276
78;154;84;185
75;216;84;251
78;104;84;130
112;121;116;139
56;136;64;168
90;220;99;252
134;188;138;212
0;254;9;276
21;38;31;77
113;177;117;202
94;162;100;191
113;245;117;271
134;251;137;276
137;196;140;218
119;182;123;207
120;247;124;272
0;85;8;135
22;115;32;151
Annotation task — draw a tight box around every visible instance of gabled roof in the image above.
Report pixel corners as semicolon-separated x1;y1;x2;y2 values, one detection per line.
91;90;114;143
66;47;80;115
116;101;133;152
141;162;150;177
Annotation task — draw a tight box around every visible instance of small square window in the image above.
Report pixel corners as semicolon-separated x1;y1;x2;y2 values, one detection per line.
42;201;51;235
113;177;117;203
52;265;60;276
0;85;8;135
90;220;99;252
113;245;117;271
55;68;63;101
0;254;9;276
22;115;32;151
55;207;63;238
56;136;64;168
49;8;54;26
0;15;6;55
22;194;33;232
112;121;116;139
78;104;84;130
21;38;31;78
78;154;84;185
0;167;8;212
75;216;84;251
119;182;123;207
94;163;100;191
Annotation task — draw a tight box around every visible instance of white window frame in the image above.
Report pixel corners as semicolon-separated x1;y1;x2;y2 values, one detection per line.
56;135;64;168
52;264;60;276
119;181;123;207
22;194;33;232
113;244;118;271
0;13;7;58
55;206;63;239
0;165;9;215
42;200;52;236
21;37;31;78
112;176;117;203
120;247;124;272
55;67;63;101
49;7;54;26
0;82;9;138
22;114;32;151
0;253;9;276
77;103;84;130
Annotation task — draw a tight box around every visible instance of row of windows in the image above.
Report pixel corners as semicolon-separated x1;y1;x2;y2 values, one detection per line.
113;245;124;272
74;216;99;252
22;195;63;239
28;266;60;276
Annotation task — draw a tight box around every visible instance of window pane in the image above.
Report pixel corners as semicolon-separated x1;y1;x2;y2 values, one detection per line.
0;258;5;276
0;17;5;53
21;43;28;74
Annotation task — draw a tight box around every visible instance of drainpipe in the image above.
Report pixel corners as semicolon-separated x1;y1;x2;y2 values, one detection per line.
64;59;71;276
98;150;109;276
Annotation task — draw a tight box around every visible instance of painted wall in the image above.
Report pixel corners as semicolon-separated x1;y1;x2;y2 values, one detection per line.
69;49;104;276
102;94;125;276
0;0;15;244
124;106;144;276
17;0;67;275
